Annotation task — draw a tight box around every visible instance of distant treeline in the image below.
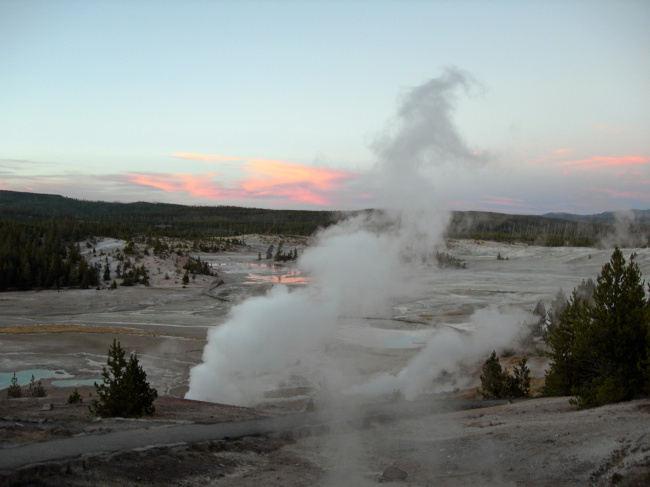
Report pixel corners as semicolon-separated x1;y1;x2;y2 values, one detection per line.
0;190;337;238
0;219;100;291
446;211;623;247
0;190;648;291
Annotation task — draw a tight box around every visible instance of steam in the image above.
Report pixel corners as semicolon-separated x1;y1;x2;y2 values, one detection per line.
346;306;529;400
600;209;648;248
186;68;520;406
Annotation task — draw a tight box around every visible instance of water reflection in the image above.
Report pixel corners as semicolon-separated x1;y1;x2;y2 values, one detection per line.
245;272;309;285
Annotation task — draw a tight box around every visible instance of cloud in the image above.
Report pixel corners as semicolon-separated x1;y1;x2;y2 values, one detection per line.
531;148;576;163
123;155;361;206
586;187;650;202
172;153;246;163
589;121;631;134
481;196;531;210
124;172;224;200
557;155;650;171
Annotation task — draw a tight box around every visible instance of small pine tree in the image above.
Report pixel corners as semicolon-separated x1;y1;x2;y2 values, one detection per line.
90;339;158;417
507;357;531;398
479;351;508;399
67;388;83;404
480;352;531;399
6;373;21;398
28;375;47;397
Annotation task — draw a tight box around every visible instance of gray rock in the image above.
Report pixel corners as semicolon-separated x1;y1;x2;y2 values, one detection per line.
381;465;407;481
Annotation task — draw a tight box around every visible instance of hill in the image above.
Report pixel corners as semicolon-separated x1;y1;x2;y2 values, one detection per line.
1;189;648;246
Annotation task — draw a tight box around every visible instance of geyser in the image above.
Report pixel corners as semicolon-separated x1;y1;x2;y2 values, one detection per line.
186;68;526;406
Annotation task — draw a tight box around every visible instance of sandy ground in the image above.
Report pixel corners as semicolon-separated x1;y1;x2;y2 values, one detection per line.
1;237;650;485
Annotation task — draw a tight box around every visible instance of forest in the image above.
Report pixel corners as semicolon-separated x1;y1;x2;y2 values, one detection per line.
0;190;648;291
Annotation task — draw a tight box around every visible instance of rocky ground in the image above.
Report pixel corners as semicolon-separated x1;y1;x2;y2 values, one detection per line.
1;237;650;485
1;389;649;486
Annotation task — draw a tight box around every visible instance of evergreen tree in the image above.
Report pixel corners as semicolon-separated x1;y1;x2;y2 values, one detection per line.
543;290;586;396
6;373;21;398
508;357;531;398
480;352;531;399
479;351;508;399
28;375;47;397
90;339;158;417
67;388;83;404
573;248;649;407
544;248;650;407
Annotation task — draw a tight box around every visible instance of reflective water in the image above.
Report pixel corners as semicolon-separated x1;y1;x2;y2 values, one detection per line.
0;369;71;389
52;378;100;387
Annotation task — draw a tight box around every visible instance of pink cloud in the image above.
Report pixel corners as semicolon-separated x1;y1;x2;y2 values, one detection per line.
125;172;224;199
533;148;575;163
557;155;650;170
590;121;631;134
124;154;361;206
172;153;246;163
586;187;650;201
481;196;531;209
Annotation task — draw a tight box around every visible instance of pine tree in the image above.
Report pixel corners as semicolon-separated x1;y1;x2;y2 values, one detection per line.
480;352;531;399
508;357;531;398
544;248;650;407
573;248;649;407
6;373;21;398
90;339;158;417
543;290;586;396
479;351;508;399
28;375;47;397
67;388;83;404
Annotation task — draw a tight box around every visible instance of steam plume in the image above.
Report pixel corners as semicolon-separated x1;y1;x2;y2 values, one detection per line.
186;68;517;406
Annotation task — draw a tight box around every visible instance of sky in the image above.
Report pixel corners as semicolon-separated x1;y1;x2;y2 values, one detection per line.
1;0;649;214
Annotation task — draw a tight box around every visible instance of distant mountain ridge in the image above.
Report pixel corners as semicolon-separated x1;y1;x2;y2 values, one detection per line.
543;209;650;223
1;190;648;246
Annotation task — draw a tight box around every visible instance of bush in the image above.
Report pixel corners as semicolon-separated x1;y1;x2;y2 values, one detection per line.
570;376;626;409
90;339;158;417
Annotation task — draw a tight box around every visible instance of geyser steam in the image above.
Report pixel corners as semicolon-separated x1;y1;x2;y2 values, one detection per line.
186;68;520;406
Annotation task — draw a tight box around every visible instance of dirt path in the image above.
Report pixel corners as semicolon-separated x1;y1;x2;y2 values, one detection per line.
2;397;649;486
